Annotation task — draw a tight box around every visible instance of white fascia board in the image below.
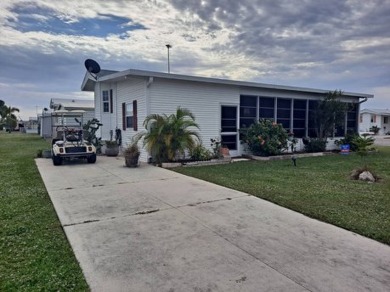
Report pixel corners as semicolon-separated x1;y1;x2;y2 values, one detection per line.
98;69;374;99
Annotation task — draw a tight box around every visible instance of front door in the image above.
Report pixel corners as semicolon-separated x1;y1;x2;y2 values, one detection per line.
221;105;239;157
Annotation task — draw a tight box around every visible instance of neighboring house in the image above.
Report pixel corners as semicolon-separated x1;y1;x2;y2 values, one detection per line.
40;98;94;139
81;68;373;162
359;109;390;135
23;117;39;134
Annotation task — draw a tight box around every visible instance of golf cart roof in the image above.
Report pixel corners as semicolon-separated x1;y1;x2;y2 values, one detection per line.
52;110;86;116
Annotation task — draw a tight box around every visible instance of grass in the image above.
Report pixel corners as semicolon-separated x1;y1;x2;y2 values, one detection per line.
0;132;89;291
174;148;390;245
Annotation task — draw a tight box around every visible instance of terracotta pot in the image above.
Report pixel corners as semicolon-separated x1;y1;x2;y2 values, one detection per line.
220;147;229;156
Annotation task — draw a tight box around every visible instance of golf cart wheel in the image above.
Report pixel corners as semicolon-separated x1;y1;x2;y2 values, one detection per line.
87;154;97;164
52;155;62;166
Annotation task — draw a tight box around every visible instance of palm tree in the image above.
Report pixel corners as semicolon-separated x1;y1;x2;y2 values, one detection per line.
136;107;201;165
0;100;5;119
1;104;20;131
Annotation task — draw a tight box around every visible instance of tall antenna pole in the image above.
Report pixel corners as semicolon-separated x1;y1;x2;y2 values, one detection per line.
166;44;172;73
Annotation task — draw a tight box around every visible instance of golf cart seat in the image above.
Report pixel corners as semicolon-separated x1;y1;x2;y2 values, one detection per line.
66;134;80;142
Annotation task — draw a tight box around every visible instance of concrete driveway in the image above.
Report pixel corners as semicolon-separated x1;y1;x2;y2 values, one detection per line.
373;135;390;147
36;157;390;292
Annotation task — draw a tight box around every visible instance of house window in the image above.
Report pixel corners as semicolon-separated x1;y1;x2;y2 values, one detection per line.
102;90;109;113
384;117;389;124
126;103;133;128
122;100;138;131
371;114;376;123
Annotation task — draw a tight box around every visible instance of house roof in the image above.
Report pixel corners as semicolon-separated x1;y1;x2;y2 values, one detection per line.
50;98;94;110
81;69;118;92
360;108;390;115
81;68;374;99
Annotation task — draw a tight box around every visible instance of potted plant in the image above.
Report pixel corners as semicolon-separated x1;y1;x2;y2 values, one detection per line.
220;145;230;156
104;140;119;157
124;142;140;167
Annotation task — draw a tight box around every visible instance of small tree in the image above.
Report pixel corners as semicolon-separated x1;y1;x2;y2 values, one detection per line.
312;90;348;141
0;104;20;132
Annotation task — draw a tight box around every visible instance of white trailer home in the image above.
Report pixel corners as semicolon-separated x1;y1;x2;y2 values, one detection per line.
359;109;390;135
81;69;373;162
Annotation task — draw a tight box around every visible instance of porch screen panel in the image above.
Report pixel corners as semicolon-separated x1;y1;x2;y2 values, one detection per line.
308;100;318;137
277;98;291;130
221;135;237;150
293;99;306;138
346;103;358;134
221;106;237;133
259;97;275;120
240;95;257;129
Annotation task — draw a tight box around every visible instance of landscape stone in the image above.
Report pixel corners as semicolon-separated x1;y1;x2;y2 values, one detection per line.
359;171;375;182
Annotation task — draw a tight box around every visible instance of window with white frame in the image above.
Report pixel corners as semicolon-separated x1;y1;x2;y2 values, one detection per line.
102;90;109;113
384;116;389;124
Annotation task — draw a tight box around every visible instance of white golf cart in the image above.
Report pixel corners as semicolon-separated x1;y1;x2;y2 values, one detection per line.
51;110;96;166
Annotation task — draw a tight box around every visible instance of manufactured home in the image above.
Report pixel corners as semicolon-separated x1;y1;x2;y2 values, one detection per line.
359;108;390;135
81;69;373;162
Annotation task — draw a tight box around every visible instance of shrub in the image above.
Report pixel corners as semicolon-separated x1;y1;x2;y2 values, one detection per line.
190;144;212;161
303;138;327;153
352;135;375;159
334;133;359;151
135;107;200;164
241;119;288;156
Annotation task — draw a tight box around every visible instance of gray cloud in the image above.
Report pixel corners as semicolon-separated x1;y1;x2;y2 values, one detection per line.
0;0;389;119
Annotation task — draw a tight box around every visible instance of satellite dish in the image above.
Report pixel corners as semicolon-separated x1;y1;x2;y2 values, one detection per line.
84;59;101;80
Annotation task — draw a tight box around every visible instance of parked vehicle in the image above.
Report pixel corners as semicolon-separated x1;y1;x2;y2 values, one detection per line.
51;110;96;166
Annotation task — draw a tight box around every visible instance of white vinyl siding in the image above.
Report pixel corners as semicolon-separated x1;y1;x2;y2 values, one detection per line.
149;78;239;154
95;83;117;140
116;78;147;161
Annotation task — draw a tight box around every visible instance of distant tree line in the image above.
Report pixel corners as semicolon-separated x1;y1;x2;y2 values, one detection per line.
0;100;20;132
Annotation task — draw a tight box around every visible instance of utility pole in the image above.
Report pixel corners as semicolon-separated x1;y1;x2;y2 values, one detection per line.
166;44;172;73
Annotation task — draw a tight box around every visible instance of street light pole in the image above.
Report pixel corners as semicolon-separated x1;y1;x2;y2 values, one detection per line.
166;44;172;73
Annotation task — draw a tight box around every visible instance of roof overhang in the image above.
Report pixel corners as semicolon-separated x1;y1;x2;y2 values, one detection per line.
81;73;96;92
360;109;390;115
97;69;374;99
81;70;119;92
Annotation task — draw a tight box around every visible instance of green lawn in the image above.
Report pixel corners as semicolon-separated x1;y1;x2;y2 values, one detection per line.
174;148;390;245
0;132;89;291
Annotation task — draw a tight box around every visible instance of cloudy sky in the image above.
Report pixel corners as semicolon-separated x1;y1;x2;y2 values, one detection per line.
1;0;389;120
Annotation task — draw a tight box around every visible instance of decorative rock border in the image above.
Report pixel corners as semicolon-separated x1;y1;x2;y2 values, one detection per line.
160;152;332;168
161;157;232;168
243;152;327;161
